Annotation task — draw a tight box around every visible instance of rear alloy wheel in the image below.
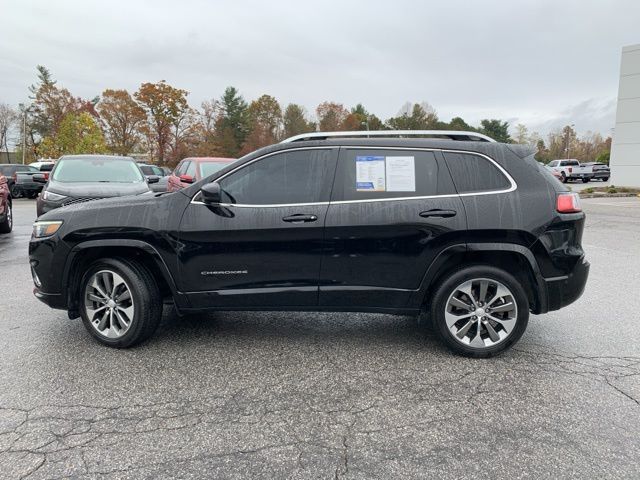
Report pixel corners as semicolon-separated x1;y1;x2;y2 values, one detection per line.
10;186;21;198
79;258;162;347
0;201;12;233
431;266;529;357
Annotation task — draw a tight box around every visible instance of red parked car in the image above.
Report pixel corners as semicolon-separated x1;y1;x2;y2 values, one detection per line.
167;157;235;192
0;174;12;234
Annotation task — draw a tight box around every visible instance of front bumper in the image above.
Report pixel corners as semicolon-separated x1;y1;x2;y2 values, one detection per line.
543;256;590;312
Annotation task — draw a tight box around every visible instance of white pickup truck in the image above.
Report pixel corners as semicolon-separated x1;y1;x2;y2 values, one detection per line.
546;159;594;183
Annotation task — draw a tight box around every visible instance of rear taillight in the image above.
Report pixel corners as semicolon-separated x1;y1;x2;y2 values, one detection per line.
12;172;17;181
557;193;582;213
567;167;572;173
43;172;49;180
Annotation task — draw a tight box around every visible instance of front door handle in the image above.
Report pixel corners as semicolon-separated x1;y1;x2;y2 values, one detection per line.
419;209;457;218
282;214;318;223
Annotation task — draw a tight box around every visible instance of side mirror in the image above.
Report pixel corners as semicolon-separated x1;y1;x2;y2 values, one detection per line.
200;182;222;205
33;174;47;184
179;174;194;184
147;175;160;184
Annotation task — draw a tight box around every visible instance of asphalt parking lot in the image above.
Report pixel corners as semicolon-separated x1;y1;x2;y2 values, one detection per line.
1;197;639;479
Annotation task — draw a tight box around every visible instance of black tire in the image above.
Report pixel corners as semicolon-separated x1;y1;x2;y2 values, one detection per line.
430;265;529;358
602;177;609;182
27;191;39;199
78;258;162;348
0;200;12;234
560;172;567;183
582;178;589;183
10;185;21;198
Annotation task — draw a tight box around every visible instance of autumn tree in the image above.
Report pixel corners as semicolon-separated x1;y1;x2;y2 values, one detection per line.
316;102;348;131
25;66;100;158
0;103;17;161
240;94;283;154
97;89;146;155
480;119;511;143
39;112;107;157
191;99;223;157
282;104;315;138
214;87;250;157
134;80;189;164
386;102;438;130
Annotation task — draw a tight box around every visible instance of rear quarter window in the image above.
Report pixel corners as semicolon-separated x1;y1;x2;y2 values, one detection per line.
443;152;511;194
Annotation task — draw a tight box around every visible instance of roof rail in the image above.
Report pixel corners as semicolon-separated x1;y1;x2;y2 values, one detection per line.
280;130;496;143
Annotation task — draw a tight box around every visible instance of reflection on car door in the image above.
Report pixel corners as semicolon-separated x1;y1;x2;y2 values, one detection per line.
178;147;338;308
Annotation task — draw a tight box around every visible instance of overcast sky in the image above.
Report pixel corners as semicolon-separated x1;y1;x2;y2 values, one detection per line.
2;0;639;137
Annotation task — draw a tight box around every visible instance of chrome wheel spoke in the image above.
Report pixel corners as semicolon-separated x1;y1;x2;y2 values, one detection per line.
455;282;478;307
490;301;514;313
469;326;485;348
87;293;105;304
456;318;475;339
488;314;515;334
97;309;110;331
445;311;473;328
478;280;489;304
487;285;511;306
484;321;501;342
449;296;473;310
115;289;131;302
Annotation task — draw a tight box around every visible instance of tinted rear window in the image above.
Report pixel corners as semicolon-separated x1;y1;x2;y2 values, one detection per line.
332;149;455;201
443;152;511;194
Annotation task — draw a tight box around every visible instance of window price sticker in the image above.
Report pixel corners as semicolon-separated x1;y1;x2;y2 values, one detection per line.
356;156;386;191
355;155;415;192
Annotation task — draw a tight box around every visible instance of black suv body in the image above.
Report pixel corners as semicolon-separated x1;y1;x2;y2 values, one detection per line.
29;135;589;356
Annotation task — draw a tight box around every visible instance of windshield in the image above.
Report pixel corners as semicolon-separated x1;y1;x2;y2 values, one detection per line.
199;162;230;178
52;157;144;183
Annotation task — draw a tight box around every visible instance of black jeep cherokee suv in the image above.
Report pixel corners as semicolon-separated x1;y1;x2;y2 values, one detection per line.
29;131;589;357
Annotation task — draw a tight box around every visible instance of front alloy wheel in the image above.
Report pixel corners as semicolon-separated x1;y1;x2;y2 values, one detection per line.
445;278;517;348
79;258;162;347
84;270;135;339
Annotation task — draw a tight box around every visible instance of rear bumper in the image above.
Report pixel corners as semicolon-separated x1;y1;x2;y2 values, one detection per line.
542;256;590;312
33;288;66;310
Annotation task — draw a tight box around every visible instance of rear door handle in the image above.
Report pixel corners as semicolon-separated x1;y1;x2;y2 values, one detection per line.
419;209;457;218
282;214;318;223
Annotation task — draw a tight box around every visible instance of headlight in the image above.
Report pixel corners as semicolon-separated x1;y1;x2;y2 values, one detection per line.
32;220;63;238
42;190;67;201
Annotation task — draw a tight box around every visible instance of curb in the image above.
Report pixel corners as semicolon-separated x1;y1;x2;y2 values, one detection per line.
580;193;640;199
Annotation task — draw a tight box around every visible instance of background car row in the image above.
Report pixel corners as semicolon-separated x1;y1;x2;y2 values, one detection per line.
545;159;610;183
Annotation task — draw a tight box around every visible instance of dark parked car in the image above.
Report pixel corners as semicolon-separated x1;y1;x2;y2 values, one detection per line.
30;131;589;357
35;155;154;217
0;174;11;233
583;162;610;181
167;157;235;192
138;164;168;192
0;164;40;197
13;166;44;198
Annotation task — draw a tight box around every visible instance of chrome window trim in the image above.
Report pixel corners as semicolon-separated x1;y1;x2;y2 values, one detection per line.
190;146;517;207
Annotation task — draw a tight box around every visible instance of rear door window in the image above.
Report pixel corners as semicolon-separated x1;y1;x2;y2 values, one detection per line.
443;152;511;194
331;149;455;201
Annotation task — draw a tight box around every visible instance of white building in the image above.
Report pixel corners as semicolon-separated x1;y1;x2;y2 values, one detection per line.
610;44;640;186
